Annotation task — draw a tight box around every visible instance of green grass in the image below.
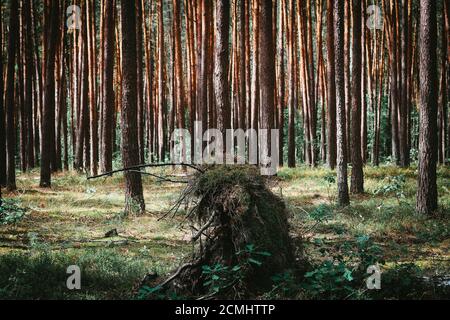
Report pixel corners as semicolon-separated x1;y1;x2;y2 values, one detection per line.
0;165;448;299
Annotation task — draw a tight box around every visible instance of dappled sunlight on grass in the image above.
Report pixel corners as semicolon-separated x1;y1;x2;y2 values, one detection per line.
0;165;448;299
276;165;449;282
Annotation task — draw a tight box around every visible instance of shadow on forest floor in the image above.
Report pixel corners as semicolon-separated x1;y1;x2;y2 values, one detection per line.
0;165;448;299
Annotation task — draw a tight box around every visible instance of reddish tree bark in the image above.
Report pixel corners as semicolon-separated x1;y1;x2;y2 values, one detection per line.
287;0;296;167
40;0;60;187
277;0;285;166
326;0;336;169
350;0;364;194
74;4;90;172
136;0;145;165
5;0;19;190
250;0;260;134
238;0;247;130
87;0;98;175
100;0;115;173
157;0;167;161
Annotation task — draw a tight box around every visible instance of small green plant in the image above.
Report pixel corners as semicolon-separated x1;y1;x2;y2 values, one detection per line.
202;263;242;295
138;285;164;300
268;271;300;298
138;280;186;300
236;244;272;267
324;173;336;185
202;244;272;297
375;175;407;204
0;199;27;225
339;235;385;271
309;204;333;223
323;173;336;203
302;260;356;299
302;235;384;299
137;244;273;300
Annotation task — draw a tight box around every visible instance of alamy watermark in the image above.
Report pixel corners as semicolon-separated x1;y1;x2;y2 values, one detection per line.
66;5;81;30
366;264;382;290
66;265;81;290
169;122;279;176
366;5;384;30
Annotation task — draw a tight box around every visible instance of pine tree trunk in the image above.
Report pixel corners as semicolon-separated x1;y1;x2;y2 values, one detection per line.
142;0;154;162
40;0;60;187
446;1;450;161
120;0;145;214
215;0;231;142
307;0;317;167
326;0;336;169
277;0;285;167
399;0;410;167
361;0;367;164
197;0;210;147
350;0;364;194
55;12;65;173
31;0;42;164
245;0;251;129
251;0;259;136
416;0;438;215
18;6;27;173
389;3;400;164
259;0;275;159
88;0;98;176
157;0;167;161
238;0;246;130
438;0;448;164
344;0;351;164
334;0;350;206
298;0;311;166
5;0;19;190
0;1;5;186
173;0;186;165
136;0;145;165
100;0;115;173
75;4;90;172
184;0;194;156
62;40;69;171
287;0;296;168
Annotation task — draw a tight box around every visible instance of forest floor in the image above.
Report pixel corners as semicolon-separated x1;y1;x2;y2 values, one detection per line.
0;165;449;299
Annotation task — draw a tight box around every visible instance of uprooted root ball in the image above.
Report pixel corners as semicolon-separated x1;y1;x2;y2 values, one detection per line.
147;165;299;299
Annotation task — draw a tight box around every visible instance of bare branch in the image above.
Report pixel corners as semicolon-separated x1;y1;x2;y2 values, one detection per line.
159;262;197;288
87;163;205;180
191;211;217;242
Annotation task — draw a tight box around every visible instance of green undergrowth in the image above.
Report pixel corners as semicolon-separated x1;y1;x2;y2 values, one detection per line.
0;165;448;299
